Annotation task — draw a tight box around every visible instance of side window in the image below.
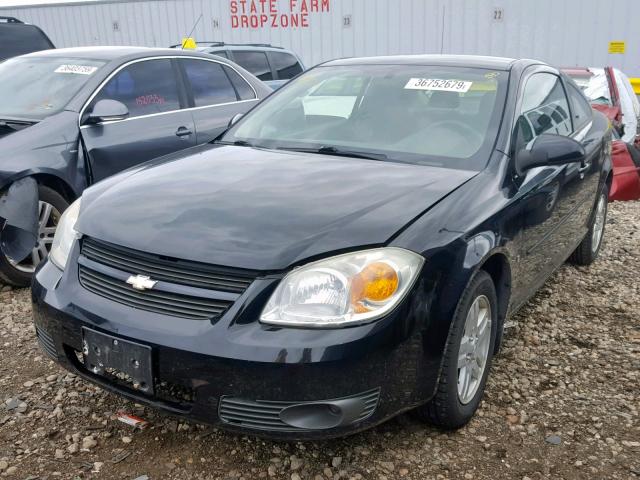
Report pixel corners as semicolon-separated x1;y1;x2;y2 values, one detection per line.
515;73;571;149
182;59;237;107
209;50;229;59
270;51;303;80
232;51;273;81
223;66;256;100
91;59;180;117
566;82;593;131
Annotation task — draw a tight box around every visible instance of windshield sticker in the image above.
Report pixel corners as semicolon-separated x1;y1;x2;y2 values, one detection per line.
404;78;472;93
54;64;99;75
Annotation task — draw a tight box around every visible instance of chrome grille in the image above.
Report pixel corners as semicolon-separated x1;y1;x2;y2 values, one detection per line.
36;326;57;360
78;266;231;320
81;237;256;294
219;389;380;431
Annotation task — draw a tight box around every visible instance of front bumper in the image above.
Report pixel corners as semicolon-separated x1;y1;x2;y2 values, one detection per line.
31;249;438;440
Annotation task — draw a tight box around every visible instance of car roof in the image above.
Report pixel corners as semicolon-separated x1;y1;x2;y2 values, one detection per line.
323;54;531;71
21;46;217;61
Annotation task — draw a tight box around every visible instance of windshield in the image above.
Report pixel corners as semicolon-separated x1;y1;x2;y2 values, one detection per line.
0;56;106;120
222;64;508;169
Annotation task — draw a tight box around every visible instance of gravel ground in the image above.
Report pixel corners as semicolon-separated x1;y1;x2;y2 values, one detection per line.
1;201;639;480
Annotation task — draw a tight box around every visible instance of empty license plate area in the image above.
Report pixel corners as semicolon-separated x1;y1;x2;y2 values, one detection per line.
82;328;154;395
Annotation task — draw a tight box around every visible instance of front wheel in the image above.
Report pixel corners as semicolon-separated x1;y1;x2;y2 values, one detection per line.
0;185;68;287
568;188;608;266
414;270;498;429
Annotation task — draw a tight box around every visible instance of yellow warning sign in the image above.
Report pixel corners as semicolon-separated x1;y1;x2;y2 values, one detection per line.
181;37;197;49
608;41;626;54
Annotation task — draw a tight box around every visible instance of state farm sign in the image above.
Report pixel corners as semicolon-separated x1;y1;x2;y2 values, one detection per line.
230;0;330;29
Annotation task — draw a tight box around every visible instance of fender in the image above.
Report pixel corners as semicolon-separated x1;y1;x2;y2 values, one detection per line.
0;177;38;263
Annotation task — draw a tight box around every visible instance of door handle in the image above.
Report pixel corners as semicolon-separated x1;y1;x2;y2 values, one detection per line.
578;161;591;173
578;161;591;179
175;126;192;138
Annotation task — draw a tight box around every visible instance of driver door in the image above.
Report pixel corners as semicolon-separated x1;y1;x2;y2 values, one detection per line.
80;58;196;183
510;71;586;301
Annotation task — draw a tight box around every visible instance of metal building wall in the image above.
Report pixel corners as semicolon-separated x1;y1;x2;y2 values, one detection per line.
1;0;639;76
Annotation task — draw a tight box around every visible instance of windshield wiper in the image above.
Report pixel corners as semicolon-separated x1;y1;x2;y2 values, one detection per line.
214;139;256;147
0;119;37;132
279;145;388;162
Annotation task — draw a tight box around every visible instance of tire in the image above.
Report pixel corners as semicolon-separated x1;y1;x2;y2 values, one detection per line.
0;184;69;287
568;187;608;266
414;270;498;429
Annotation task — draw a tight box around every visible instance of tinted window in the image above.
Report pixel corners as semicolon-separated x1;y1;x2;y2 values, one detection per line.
182;59;237;106
232;51;273;81
270;51;303;79
0;56;105;120
209;50;228;59
0;24;53;60
566;82;593;130
515;73;571;149
223;65;256;100
92;59;180;117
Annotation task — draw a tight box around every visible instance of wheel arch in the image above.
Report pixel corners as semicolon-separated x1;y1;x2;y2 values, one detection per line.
31;173;78;203
477;252;512;354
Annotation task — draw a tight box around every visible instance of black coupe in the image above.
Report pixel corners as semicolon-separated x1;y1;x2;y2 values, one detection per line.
32;55;611;439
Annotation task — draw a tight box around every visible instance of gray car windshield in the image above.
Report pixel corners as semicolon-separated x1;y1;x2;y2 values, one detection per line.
0;56;106;120
222;64;508;169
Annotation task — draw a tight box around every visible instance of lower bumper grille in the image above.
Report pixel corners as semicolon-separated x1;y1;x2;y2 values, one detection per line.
219;388;380;431
36;326;57;360
78;266;231;320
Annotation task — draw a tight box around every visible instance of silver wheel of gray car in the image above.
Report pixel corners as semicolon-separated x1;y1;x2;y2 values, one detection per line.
457;295;492;405
591;193;606;254
7;201;60;273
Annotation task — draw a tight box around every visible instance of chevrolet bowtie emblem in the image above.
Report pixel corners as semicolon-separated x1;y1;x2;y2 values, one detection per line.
126;274;158;291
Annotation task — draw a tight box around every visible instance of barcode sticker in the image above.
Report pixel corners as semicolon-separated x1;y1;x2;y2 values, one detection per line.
404;78;473;93
55;64;98;75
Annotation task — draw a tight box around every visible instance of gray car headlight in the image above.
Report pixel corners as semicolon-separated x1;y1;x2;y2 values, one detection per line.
260;248;424;328
49;198;81;270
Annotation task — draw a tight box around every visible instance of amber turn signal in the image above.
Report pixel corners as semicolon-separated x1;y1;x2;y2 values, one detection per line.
351;262;399;312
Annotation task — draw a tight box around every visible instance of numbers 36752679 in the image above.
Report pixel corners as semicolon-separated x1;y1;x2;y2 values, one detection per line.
404;78;473;93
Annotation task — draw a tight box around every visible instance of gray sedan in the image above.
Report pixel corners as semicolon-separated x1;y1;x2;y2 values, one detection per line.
0;46;271;286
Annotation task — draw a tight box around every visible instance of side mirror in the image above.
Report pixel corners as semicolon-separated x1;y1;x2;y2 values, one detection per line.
516;134;585;174
86;99;129;124
228;113;244;128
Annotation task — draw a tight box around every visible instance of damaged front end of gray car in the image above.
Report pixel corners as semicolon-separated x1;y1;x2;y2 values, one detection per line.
0;177;62;286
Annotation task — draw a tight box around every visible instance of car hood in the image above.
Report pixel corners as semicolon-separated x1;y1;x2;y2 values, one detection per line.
78;145;477;271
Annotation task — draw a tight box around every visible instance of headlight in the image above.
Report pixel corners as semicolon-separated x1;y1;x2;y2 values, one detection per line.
49;198;81;270
260;248;424;328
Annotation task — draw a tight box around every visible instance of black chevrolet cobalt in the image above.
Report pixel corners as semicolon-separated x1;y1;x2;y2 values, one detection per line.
32;55;612;439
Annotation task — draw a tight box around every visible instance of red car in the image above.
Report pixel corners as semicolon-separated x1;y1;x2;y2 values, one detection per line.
563;67;640;201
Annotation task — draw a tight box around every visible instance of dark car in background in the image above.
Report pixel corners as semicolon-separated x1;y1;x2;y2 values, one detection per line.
0;46;270;286
0;16;54;61
32;55;612;439
171;42;305;89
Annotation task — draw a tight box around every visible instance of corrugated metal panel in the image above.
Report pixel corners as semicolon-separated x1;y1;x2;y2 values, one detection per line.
2;0;639;76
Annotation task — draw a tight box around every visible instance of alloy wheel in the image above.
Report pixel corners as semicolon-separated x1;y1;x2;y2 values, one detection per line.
457;295;492;405
591;193;606;254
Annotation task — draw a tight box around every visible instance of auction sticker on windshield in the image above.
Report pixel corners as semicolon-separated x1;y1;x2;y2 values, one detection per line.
54;64;99;75
404;78;472;93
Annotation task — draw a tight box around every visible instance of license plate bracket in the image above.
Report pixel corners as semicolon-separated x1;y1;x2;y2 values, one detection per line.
82;328;154;395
